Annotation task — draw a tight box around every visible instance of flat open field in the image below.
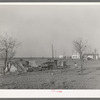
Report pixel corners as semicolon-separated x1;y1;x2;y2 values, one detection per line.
0;59;100;89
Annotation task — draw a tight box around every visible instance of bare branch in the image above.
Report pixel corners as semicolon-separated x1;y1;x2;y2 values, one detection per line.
73;38;87;58
0;33;21;74
73;38;88;74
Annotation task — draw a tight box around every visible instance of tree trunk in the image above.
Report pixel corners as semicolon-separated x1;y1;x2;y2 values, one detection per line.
4;50;8;75
80;53;84;74
80;58;84;74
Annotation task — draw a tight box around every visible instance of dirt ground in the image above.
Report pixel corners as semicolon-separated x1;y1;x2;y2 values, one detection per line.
0;59;100;89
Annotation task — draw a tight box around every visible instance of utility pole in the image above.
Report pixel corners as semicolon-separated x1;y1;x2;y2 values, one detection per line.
55;50;56;58
52;44;54;59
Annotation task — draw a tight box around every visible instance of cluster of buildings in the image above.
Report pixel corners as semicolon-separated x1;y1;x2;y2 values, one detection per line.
71;53;99;60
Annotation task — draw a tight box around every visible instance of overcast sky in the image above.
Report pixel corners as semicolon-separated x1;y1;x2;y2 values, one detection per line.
0;4;100;57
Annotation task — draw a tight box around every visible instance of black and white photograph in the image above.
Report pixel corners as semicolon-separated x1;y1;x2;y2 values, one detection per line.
0;3;100;90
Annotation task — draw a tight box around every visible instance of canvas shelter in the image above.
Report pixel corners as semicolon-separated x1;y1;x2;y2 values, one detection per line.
29;60;38;67
9;64;17;72
5;60;27;73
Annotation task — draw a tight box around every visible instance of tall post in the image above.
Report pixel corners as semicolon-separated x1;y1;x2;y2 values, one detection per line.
55;50;56;58
52;45;54;59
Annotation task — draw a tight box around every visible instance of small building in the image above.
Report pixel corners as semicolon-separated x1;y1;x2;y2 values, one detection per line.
59;55;63;59
83;53;99;60
54;58;66;67
71;54;80;59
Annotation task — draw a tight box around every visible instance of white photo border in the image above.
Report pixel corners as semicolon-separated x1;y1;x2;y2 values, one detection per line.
0;3;100;98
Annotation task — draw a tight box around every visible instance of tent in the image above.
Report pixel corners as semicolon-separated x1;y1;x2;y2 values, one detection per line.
5;62;19;73
5;61;27;73
17;62;27;72
29;60;38;67
10;64;17;72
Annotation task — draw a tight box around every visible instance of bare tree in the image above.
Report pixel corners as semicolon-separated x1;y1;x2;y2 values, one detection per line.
73;38;87;74
0;34;20;74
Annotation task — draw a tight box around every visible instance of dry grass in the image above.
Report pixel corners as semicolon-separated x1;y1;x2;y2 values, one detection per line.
0;59;100;89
